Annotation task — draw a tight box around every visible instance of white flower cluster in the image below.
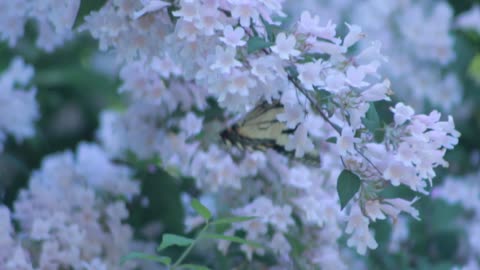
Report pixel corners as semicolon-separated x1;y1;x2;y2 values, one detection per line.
287;0;462;113
90;0;460;264
349;1;461;112
0;143;140;269
0;1;80;52
0;58;39;152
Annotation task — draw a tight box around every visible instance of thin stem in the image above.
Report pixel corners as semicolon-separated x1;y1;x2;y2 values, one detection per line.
353;144;383;177
172;222;210;269
288;73;385;177
287;75;341;134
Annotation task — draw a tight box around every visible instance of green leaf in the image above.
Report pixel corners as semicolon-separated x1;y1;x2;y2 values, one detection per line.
202;233;262;249
179;264;212;270
211;216;256;225
362;103;380;132
337;170;361;210
247;37;273;54
191;199;212;220
285;233;306;257
121;252;171;265
314;89;332;105
374;129;385;143
157;234;194;251
326;137;337;144
260;16;282;42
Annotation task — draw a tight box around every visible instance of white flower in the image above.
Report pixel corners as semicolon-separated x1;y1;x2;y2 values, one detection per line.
364;200;386;222
230;1;259;27
285;124;314;158
343;23;364;49
210;46;242;74
324;71;347;93
296;61;326;90
336;127;358;155
297;13;339;43
227;69;257;96
390;103;415;125
297;11;321;36
195;7;223;36
383;197;420;220
356;41;387;64
395;142;419;166
240;151;266;175
345;66;369;88
176;20;200;41
132;0;170;19
268;205;294;232
383;160;412;186
345;206;369;234
286;165;312;189
172;1;198;21
220;25;246;47
151;55;182;78
271;33;300;60
0;58;39;150
276;104;305;129
362;79;391;102
346;228;378;255
250;55;283;83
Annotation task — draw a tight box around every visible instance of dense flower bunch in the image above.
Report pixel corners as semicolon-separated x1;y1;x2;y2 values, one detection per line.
0;0;465;269
348;0;461;113
0;1;80;52
0;143;141;269
0;58;38;152
288;0;462;113
89;0;460;266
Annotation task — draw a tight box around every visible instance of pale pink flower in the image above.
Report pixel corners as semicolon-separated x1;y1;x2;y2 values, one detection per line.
271;33;300;60
220;25;246;47
285;124;314;158
210;46;242;73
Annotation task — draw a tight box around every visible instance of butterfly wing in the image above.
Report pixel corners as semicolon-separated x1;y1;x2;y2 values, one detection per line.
220;101;321;165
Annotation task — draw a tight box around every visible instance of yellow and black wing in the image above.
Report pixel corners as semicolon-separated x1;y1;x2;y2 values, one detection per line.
220;101;320;165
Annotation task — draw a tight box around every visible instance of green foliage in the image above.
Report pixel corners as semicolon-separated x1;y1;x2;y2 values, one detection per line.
337;169;362;210
121;252;172;266
210;216;256;225
124;199;260;269
247;37;273;54
158;234;195;251
362;103;381;133
191;199;212;220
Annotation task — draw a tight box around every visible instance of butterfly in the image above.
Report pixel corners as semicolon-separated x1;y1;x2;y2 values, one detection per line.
220;100;321;165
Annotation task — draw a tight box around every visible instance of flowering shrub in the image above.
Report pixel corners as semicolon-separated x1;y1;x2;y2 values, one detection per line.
0;0;479;269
